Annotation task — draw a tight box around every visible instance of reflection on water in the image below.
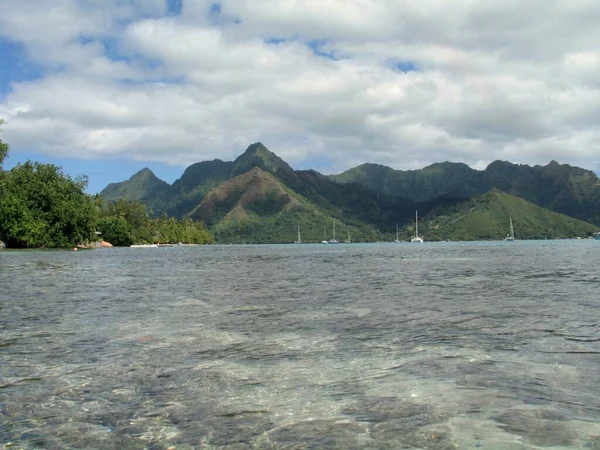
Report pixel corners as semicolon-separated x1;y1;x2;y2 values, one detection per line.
1;241;599;449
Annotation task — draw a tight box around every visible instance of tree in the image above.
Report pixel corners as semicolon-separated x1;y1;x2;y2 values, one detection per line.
0;161;97;248
103;199;153;243
0;119;8;169
97;216;134;247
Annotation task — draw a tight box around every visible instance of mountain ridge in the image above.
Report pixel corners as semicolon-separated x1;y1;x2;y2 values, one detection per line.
331;158;600;224
99;143;600;242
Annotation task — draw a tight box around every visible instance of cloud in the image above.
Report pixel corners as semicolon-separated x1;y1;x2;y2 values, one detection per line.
0;0;599;176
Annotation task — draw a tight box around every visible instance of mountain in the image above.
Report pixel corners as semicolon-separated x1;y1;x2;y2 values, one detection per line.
417;189;599;241
331;160;600;225
187;167;380;243
100;143;600;242
331;161;481;202
230;142;296;178
101;168;171;214
102;142;300;218
165;159;234;218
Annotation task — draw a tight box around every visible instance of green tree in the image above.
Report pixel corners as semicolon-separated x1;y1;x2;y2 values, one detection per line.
0;119;8;169
0;161;97;248
97;216;134;247
104;199;153;243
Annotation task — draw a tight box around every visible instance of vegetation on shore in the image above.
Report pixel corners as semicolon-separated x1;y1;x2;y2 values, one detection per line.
98;199;213;246
0;125;213;248
0;161;98;248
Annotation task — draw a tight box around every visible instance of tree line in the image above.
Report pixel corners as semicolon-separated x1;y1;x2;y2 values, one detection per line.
97;199;214;246
0;121;213;248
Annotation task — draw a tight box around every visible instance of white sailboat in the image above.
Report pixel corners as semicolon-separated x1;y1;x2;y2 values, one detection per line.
411;211;424;243
345;229;351;243
504;216;515;241
294;225;302;244
329;219;339;244
394;224;401;243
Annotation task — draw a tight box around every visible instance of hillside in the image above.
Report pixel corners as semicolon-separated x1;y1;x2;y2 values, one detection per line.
101;142;300;218
331;160;600;225
101;168;171;215
188;167;379;243
418;189;599;241
165;159;234;218
331;161;482;203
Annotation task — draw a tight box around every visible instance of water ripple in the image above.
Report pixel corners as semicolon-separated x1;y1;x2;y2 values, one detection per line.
1;241;600;449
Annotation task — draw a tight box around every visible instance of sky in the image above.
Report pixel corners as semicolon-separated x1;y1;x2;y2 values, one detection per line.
1;1;600;194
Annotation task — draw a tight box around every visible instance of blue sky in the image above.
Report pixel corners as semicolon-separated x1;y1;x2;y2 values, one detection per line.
1;0;599;193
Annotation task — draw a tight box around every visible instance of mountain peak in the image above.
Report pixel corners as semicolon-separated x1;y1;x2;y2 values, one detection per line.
231;142;294;177
101;167;170;208
130;167;157;180
243;142;269;154
485;160;515;171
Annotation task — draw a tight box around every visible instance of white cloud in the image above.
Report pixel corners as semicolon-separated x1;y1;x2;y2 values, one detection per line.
1;0;600;177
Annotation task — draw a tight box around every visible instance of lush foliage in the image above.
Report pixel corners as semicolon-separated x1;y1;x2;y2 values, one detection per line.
0;124;213;248
417;189;599;241
332;160;600;226
0;119;8;169
0;161;97;248
98;198;214;246
101;168;172;216
99;142;600;243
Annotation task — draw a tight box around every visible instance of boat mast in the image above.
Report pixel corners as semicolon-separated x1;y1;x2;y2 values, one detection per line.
297;225;301;243
415;210;418;238
333;219;336;241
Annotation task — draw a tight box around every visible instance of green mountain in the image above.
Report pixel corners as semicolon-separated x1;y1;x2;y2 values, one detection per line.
165;159;234;218
331;161;481;203
187;167;379;243
417;189;599;241
101;168;171;215
100;143;600;242
230;142;296;178
331;160;600;225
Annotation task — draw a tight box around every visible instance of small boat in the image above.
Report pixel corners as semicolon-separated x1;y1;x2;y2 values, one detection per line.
504;216;515;242
130;244;158;248
411;211;424;243
329;219;339;244
594;232;600;241
321;223;328;244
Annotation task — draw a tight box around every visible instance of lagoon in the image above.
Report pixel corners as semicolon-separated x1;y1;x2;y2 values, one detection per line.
1;241;599;449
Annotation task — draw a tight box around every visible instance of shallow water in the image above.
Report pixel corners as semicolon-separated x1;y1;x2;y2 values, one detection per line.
1;241;599;449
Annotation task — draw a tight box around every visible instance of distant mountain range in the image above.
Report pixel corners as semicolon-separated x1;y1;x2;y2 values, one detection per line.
101;143;600;243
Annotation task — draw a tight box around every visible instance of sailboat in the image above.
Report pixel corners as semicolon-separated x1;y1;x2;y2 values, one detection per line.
394;224;401;243
504;216;515;241
321;223;328;244
411;211;424;243
329;219;339;244
294;225;302;244
345;229;351;243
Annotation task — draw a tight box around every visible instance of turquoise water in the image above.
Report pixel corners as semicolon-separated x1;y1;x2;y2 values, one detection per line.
1;240;599;449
